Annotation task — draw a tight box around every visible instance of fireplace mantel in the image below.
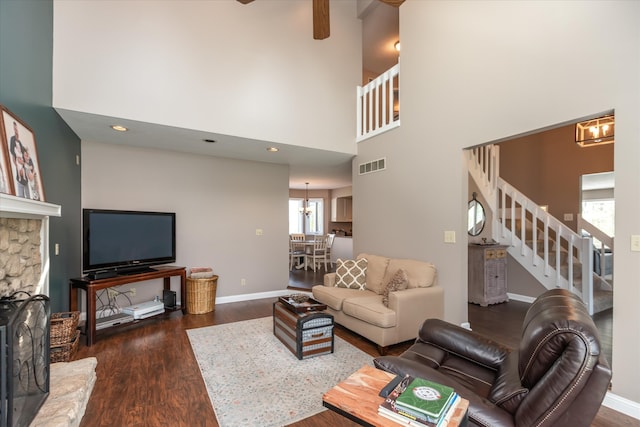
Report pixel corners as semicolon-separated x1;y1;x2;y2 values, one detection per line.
0;193;61;296
0;193;61;219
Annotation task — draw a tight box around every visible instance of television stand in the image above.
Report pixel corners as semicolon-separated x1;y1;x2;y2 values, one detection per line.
69;265;187;346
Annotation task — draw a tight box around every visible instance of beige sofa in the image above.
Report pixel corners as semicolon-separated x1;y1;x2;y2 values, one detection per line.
312;253;444;354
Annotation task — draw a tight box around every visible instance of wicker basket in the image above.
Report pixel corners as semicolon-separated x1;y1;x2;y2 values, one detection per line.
50;311;80;346
186;275;218;314
50;330;80;363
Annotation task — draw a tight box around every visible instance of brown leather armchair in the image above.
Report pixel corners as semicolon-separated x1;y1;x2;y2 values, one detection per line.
374;289;611;427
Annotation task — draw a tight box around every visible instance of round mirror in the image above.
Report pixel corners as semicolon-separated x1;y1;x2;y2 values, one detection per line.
468;193;486;236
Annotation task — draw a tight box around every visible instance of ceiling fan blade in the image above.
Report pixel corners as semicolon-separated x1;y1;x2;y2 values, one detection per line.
313;0;330;40
378;0;405;6
236;0;254;4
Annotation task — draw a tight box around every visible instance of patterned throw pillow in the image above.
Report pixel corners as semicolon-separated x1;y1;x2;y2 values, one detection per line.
335;258;368;290
382;268;409;307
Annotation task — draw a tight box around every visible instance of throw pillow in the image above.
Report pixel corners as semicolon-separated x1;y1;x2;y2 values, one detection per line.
335;258;368;290
382;268;409;307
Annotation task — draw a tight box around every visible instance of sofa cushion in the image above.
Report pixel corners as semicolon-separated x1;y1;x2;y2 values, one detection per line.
312;285;371;311
384;258;436;289
342;295;396;328
357;253;390;294
335;258;368;290
382;268;409;307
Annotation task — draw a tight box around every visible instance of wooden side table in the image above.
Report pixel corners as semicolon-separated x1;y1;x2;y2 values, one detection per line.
322;365;469;427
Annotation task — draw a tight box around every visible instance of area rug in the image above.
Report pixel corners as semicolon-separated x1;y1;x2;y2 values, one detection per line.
187;316;374;427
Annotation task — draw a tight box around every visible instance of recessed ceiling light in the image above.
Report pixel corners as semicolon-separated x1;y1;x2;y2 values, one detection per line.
203;139;217;143
111;125;128;132
266;147;279;152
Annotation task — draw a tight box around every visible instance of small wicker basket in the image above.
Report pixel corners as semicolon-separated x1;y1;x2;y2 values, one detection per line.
50;330;80;363
186;275;218;314
50;311;80;346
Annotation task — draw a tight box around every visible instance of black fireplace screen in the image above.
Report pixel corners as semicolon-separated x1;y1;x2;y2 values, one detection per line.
0;293;50;427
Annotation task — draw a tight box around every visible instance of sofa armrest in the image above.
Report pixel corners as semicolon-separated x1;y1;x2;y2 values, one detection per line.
417;318;510;370
389;286;444;343
323;272;337;287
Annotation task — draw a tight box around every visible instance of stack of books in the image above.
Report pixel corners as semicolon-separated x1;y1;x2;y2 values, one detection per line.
378;375;460;427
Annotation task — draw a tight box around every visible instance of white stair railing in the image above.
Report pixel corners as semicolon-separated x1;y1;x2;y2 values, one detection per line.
356;63;400;142
578;214;614;284
466;145;499;214
467;146;596;314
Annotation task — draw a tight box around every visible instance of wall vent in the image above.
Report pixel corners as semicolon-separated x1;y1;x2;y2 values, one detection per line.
359;158;386;175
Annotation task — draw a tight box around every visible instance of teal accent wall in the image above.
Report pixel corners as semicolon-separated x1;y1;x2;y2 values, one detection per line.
0;0;81;312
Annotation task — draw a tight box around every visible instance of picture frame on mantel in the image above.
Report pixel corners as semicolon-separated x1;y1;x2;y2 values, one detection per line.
0;105;45;201
0;124;12;195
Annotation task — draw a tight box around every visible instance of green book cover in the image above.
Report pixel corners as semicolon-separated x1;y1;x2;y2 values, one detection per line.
395;378;456;418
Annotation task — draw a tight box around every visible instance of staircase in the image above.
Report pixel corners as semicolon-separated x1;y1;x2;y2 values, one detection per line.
467;145;613;314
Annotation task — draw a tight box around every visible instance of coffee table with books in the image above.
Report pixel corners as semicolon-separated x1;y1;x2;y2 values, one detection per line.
322;365;469;427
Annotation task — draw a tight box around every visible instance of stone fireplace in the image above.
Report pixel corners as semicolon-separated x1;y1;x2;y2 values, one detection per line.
0;193;61;298
0;218;43;297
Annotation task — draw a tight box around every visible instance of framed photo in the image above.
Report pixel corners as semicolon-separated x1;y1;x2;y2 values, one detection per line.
0;125;12;195
0;105;45;201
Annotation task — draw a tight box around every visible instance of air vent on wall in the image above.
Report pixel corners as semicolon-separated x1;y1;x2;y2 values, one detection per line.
359;158;386;175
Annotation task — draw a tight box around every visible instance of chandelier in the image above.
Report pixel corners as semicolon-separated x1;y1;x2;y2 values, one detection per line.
575;115;615;148
300;182;312;216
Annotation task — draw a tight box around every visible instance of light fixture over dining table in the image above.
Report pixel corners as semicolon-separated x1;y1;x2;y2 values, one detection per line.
300;182;312;216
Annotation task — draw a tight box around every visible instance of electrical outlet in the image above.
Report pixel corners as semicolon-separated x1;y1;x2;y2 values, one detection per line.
241;279;246;286
130;287;136;296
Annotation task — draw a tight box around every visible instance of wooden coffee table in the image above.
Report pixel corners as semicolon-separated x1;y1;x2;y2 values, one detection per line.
322;365;469;427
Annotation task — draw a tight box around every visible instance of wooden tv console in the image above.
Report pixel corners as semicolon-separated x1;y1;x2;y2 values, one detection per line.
69;266;187;346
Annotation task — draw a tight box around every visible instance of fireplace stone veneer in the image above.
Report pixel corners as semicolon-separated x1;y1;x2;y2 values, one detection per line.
0;218;43;297
0;194;61;298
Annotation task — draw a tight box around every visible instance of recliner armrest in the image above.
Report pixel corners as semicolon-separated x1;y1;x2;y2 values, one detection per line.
323;272;337;287
418;318;510;370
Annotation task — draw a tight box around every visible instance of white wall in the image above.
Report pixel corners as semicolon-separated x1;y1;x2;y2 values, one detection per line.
355;1;640;403
53;0;361;153
82;141;290;299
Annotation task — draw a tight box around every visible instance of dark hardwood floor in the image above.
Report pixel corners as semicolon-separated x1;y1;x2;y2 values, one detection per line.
73;268;635;427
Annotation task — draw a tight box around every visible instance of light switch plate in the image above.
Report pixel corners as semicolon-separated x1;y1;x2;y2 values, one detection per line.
631;235;640;252
444;231;456;243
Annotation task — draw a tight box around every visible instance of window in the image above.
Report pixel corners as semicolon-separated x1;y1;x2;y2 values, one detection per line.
288;198;323;235
582;198;615;241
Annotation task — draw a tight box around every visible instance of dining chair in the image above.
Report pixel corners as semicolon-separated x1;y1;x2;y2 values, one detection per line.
289;235;306;270
306;235;328;272
325;233;336;268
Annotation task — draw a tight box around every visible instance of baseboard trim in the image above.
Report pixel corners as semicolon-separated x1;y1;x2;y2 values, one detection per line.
506;293;536;304
603;392;640;420
215;289;292;305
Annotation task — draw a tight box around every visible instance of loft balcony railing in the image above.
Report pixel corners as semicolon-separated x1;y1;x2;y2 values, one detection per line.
356;63;400;142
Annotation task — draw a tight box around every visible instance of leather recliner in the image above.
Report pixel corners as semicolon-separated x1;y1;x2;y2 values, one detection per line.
374;289;612;427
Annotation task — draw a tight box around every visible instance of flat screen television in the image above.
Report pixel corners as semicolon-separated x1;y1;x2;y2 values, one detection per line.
82;209;176;275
